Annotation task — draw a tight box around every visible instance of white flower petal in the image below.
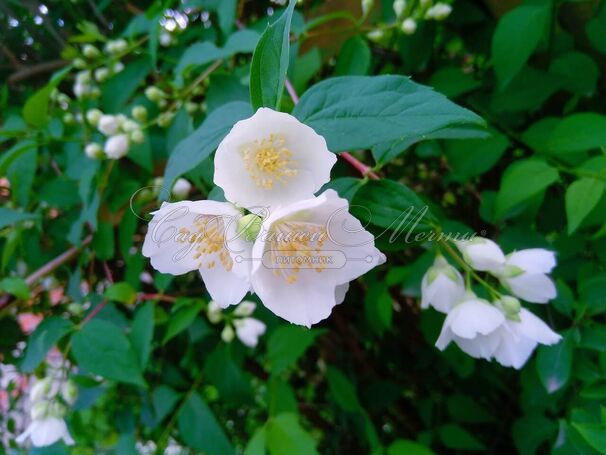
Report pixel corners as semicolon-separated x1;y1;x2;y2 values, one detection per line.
504;273;557;303
506;248;556;274
214;108;336;210
335;283;350;305
19;418;74;447
492;326;537;369
515;308;561;345
234;317;266;347
456;238;505;271
421;271;465;313
455;331;501;360
447;299;505;339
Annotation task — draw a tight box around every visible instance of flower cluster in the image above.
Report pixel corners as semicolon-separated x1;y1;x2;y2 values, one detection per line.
422;237;561;368
17;377;76;448
84;107;146;160
73;40;127;99
143;108;385;327
208;300;267;348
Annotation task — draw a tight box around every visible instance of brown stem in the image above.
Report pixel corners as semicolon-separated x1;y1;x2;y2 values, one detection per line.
8;60;68;85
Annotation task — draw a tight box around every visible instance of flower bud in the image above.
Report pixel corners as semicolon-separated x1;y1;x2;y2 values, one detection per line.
121;119;139;132
104;134;130;159
84;143;104;159
498;296;521;320
30;378;53;403
98;114;119;135
85;108;103;126
237;214;263;242
145;86;166;102
234;301;256;317
61;381;78;406
221;325;235;343
171;178;192;199
401;18;417;35
30;401;51;420
62;113;75;124
185;101;198;114
207;300;223;324
113;61;125;73
130;130;145;143
73;57;86;69
131;105;148;122
366;29;385;42
426;2;452;20
94;67;109;82
67;302;84;316
82;44;99;58
76;70;91;84
159;32;172;47
157;111;175;128
107;39;127;54
361;0;374;16
393;0;406;18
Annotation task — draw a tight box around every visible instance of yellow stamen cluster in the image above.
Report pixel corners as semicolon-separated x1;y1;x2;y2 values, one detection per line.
176;216;233;272
243;134;297;190
269;221;329;285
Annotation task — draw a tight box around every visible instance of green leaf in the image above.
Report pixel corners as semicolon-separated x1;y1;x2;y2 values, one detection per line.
245;428;267;455
326;367;363;413
491;1;551;87
438;423;486;451
0;277;30;299
153;385;181;424
322;177;363;202
23;66;70;128
536;332;572;393
572;423;606;454
512;415;557;455
101;57;152;112
351;179;435;232
364;281;393;336
586;5;606;55
334;36;371;76
430;67;481;98
265;413;319;455
444;131;509;182
178;392;235;455
204;343;253;404
547;113;606;154
267;325;321;375
130;302;154;370
0;140;37;177
21;317;73;372
104;282;137;305
495;159;559;219
72;319;146;386
162;101;252;199
550;52;599;97
293;75;486;153
566;178;604;234
387;440;436;455
249;0;296;110
162;300;203;344
92;222;115;261
267;377;298;416
446;394;495;424
0;208;38;230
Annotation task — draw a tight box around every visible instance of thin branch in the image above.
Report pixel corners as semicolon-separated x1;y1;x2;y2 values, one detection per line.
8;60;68;84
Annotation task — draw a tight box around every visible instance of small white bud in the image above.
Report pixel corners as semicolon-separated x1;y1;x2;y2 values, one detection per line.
121;119;139;132
94;67;109;82
401;18;417;35
221;325;235;343
84;143;104;159
61;381;78;406
82;44;99;58
145;86;166;102
107;39;127;54
30;378;53;403
98;114;119;135
393;0;406;17
159;32;172;47
85;108;103;126
130;130;145;143
185;101;198;114
426;2;452;20
73;82;89;99
113;61;125;73
157;111;175;128
366;29;385;42
171;178;192;199
76;70;91;84
361;0;374;16
73;58;86;69
63;112;75;124
234;301;256;317
104;134;130;159
131;105;148;122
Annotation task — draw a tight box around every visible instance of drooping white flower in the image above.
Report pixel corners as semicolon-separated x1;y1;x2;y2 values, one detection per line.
104;134;130;159
214;108;336;210
142;200;252;308
421;255;465;313
172;178;192;199
234;317;266;348
491;307;561;369
455;237;506;271
425;2;452;20
98;114;119;136
17;417;75;447
250;189;385;327
493;249;557;304
435;293;505;360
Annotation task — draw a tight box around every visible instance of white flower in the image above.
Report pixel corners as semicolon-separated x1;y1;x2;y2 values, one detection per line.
401;18;417;35
172;178;192;199
142;200;253;308
455;237;506;271
393;0;406;17
30;378;53;403
142;191;385;326
234;317;266;347
250;189;385;327
104;134;130;159
98;114;119;135
421;255;465;313
214;108;336;210
425;3;452;20
491;307;561;369
159;32;173;47
73;82;90;99
493;249;557;304
16;418;74;447
435;293;505;360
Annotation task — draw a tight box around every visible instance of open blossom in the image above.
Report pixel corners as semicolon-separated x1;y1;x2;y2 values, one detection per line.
17;418;74;447
142;190;384;326
234;317;266;348
214;108;336;210
421;255;465;313
493;249;557;304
